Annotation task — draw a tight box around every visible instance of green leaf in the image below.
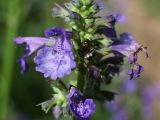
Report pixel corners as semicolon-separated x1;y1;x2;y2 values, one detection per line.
38;83;68;113
52;86;67;107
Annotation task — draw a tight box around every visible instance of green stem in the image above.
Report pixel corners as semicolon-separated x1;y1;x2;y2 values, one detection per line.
58;79;68;91
77;59;86;92
0;0;22;119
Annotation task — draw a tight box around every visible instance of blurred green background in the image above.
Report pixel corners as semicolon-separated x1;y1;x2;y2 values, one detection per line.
0;0;160;120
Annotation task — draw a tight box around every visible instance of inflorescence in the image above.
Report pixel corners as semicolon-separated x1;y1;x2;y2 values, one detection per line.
14;0;148;119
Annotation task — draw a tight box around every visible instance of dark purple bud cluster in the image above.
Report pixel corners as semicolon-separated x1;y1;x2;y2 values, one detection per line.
67;87;95;120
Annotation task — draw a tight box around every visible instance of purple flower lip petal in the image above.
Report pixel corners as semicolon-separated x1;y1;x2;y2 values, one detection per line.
67;87;96;120
34;47;76;80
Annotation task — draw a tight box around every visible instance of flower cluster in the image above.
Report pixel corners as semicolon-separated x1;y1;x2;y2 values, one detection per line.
100;13;149;80
14;0;148;119
110;33;148;79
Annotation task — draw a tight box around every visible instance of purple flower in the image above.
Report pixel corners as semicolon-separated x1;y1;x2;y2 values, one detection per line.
111;33;148;79
14;27;76;80
67;87;96;120
34;27;76;80
14;37;48;74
